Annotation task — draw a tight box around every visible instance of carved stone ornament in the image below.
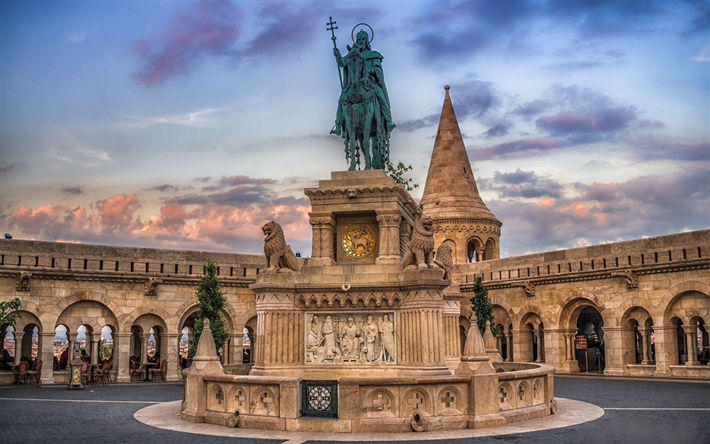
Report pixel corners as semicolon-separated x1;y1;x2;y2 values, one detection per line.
402;215;437;270
144;277;162;296
305;312;396;364
342;225;376;258
262;221;299;272
611;270;638;289
16;272;31;292
522;280;535;297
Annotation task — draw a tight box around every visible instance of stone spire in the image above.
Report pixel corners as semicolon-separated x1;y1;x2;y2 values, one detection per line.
420;85;502;263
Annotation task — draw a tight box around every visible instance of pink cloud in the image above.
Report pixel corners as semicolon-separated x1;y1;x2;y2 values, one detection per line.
471;138;567;160
132;0;242;86
535;106;637;133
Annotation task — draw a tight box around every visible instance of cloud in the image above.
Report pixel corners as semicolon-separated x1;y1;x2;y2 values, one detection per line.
546;60;604;71
635;118;665;129
122;107;225;128
480;119;512;138
491;166;710;256
4;179;312;254
471;138;568;161
691;45;710;62
93;194;142;231
144;184;179;193
61;187;84;195
479;168;564;199
536;106;637;134
685;4;710;36
624;135;710;162
48;128;112;166
0;163;22;174
132;0;242;86
398;114;439;133
399;80;499;132
511;99;552;119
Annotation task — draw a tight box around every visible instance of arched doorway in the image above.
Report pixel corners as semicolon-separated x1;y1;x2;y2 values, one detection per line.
244;316;257;364
575;306;604;372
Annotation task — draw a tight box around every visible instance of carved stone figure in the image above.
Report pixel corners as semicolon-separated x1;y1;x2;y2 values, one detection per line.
363;314;380;362
321;316;342;360
306;323;325;363
339;316;362;359
379;314;395;362
262;221;299;272
434;243;454;280
402;215;436;270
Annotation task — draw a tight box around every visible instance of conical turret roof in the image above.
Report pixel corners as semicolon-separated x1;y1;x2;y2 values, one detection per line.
420;86;500;225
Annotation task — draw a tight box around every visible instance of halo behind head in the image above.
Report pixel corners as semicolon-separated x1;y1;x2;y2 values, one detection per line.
351;23;374;43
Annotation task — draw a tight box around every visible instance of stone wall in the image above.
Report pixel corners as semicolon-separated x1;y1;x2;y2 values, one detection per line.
0;239;265;384
454;229;710;378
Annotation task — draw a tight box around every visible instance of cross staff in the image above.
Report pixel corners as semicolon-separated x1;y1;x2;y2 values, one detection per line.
326;16;343;89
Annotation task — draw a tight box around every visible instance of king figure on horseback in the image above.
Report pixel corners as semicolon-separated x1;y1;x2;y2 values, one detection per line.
330;26;395;170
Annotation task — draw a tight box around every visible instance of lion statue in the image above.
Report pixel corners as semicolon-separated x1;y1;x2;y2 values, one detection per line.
402;215;436;270
262;221;299;272
434;242;454;280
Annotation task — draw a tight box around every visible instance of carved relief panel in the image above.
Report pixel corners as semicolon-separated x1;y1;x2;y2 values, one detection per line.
305;312;396;364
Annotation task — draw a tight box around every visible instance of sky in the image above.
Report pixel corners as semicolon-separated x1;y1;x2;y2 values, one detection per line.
1;0;708;258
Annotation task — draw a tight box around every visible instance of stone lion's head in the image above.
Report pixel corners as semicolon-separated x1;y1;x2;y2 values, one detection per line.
416;215;434;234
262;221;283;241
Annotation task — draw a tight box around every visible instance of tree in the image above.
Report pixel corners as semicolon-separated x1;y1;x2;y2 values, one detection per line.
470;277;497;335
0;297;22;326
190;261;229;355
385;160;419;192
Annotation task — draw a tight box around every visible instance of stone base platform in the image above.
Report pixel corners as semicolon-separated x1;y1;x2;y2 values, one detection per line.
138;397;603;440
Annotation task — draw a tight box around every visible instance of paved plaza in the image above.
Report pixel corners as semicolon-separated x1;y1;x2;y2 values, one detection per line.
0;376;708;444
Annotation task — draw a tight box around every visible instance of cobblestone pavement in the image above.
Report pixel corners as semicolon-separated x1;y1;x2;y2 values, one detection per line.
0;377;708;444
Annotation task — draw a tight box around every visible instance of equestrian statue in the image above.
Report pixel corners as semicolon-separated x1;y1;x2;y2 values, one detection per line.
327;19;395;170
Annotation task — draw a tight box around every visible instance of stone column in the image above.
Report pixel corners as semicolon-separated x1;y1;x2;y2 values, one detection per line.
535;328;544;363
602;327;626;376
67;333;76;363
541;329;563;368
13;331;24;365
309;214;335;266
140;334;148;366
507;330;514;362
684;325;699;366
376;212;401;264
513;329;532;362
164;333;181;381
39;332;55;384
90;333;99;365
114;333;132;382
230;333;243;366
651;325;674;376
642;328;653;365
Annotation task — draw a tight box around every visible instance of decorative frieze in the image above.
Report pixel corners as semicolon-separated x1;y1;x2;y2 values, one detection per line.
305;312;396;364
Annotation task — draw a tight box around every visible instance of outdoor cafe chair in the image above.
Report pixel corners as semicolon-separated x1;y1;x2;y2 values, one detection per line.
130;359;146;382
80;361;91;385
15;361;29;384
96;362;111;386
25;360;42;385
149;359;168;381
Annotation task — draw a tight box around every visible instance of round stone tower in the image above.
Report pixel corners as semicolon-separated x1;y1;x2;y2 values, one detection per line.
420;86;502;264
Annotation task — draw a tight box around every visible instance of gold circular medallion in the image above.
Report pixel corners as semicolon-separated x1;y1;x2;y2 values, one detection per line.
342;225;376;258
